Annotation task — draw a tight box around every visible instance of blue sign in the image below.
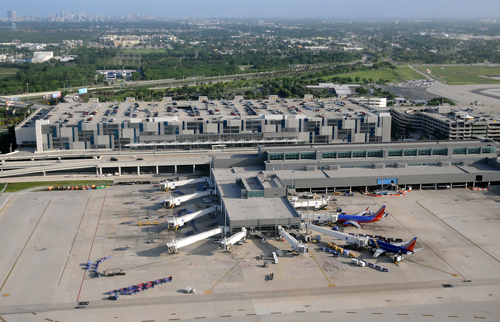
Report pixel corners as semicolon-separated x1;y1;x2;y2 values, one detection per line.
79;88;88;94
377;178;398;185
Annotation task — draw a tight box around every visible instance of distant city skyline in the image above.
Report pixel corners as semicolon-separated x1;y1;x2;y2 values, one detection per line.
5;0;500;19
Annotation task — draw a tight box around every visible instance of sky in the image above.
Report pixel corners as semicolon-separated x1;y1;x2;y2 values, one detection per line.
5;0;500;19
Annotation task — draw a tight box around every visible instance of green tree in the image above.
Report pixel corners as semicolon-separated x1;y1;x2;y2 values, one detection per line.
131;72;141;81
355;87;369;95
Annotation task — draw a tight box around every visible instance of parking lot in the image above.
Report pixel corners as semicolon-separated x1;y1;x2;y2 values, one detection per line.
1;184;500;321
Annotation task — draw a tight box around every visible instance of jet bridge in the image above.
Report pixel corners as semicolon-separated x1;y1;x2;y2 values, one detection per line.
221;228;247;251
166;227;225;253
290;197;330;210
167;206;219;230
249;229;267;240
159;177;211;191
278;226;308;254
162;190;211;208
306;224;370;247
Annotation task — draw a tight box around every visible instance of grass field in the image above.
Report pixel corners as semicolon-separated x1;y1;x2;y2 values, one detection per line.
0;68;19;80
4;180;114;193
417;65;500;85
332;66;424;83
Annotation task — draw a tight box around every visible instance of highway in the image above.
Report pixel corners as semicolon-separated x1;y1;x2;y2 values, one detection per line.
0;72;267;101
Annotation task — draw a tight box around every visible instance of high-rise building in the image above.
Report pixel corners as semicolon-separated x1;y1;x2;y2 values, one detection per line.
7;10;17;20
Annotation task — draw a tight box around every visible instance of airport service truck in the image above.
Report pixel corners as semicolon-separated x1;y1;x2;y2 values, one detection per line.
103;268;126;276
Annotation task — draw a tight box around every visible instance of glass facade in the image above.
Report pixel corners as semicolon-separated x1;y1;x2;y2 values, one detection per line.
285;153;299;160
300;152;315;160
388;150;403;157
418;149;432;156
269;153;284;161
337;151;352;158
467;147;480;154
352;151;367;158
269;144;494;162
322;152;337;159
367;150;383;158
482;147;496;154
248;191;264;198
432;148;448;156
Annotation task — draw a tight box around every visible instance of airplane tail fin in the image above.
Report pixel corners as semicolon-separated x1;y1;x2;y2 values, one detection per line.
405;237;418;252
373;206;386;220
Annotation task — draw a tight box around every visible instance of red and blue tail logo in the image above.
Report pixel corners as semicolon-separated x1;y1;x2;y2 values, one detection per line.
405;237;418;252
374;206;386;220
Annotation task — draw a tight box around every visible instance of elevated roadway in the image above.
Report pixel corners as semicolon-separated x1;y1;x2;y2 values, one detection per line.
0;150;238;179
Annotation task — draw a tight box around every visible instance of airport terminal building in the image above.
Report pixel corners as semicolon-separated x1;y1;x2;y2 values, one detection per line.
211;139;500;233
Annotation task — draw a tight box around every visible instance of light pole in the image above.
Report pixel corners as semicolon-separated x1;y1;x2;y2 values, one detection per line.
306;199;310;235
274;193;278;237
281;149;284;186
26;83;29;102
222;185;226;238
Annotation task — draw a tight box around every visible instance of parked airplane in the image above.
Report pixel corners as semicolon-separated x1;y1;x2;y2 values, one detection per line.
370;237;423;258
337;205;387;228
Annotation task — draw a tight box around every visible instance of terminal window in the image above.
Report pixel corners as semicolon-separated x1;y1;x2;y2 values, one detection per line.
337;151;351;158
388;150;403;157
482;147;496;154
300;152;315;160
268;153;284;161
453;148;467;155
432;148;448;155
322;152;337;159
352;151;366;158
418;149;431;156
404;149;417;156
367;150;383;158
467;147;480;154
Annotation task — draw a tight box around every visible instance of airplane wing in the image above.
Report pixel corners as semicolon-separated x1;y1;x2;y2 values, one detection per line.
345;221;362;228
372;248;386;258
355;207;370;216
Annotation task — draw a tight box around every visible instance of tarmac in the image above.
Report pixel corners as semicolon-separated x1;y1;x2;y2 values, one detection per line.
1;183;500;322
